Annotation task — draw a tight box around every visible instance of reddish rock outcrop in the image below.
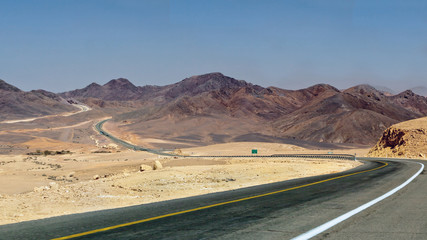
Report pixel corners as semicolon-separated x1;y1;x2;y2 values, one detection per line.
369;117;427;158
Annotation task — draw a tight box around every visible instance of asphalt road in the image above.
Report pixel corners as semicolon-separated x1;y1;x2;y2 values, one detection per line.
312;158;426;240
0;158;423;240
95;119;355;160
95;119;171;156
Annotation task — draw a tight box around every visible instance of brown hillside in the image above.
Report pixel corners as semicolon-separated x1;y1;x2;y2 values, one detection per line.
390;90;427;115
60;73;427;145
0;80;75;121
61;78;141;101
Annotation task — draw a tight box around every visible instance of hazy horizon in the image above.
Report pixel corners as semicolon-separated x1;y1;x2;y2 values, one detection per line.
1;0;426;93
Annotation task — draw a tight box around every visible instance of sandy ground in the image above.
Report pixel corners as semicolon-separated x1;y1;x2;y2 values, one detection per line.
178;142;370;156
0;112;367;225
0;142;362;225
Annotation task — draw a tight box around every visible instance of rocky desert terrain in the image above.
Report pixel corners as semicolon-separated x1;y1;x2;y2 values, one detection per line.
3;73;427;147
1;73;426;225
369;116;427;159
0;143;362;225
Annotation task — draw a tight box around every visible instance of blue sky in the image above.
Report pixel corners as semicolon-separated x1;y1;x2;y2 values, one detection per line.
1;0;426;92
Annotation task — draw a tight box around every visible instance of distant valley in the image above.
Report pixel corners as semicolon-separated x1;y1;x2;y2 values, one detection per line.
2;73;427;148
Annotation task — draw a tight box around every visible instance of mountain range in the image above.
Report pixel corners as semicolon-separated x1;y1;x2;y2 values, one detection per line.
0;79;75;121
2;73;427;146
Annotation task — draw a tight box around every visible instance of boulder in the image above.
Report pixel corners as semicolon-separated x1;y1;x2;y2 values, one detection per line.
139;164;152;172
153;160;163;170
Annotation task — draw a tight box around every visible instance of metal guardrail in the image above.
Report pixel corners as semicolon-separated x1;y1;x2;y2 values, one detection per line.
95;120;356;160
270;154;356;160
183;154;356;160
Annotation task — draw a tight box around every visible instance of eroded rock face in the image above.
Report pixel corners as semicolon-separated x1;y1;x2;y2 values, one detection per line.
378;128;406;149
369;126;427;158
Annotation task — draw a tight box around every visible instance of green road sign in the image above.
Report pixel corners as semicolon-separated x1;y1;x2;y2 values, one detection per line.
252;149;258;154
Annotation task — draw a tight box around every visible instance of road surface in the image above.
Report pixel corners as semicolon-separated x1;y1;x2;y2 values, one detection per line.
0;103;91;124
95;119;355;160
0;158;424;239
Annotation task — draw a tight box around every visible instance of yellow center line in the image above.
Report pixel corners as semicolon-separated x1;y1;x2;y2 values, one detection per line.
52;161;388;240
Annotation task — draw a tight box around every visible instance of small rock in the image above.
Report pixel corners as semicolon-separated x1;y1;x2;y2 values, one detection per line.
68;172;75;178
224;178;236;182
139;164;152;172
107;143;119;149
153;161;163;170
93;175;100;180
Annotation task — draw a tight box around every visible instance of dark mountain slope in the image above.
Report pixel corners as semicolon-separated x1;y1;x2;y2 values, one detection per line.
115;81;427;145
390;90;427;115
0;80;75;121
272;91;414;144
61;74;427;145
61;73;258;103
61;78;142;101
0;80;21;92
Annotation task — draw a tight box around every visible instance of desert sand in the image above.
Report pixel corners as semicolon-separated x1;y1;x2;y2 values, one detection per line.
0;110;367;225
0;142;362;225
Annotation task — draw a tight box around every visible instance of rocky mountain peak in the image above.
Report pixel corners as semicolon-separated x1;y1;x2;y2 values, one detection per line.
0;79;21;92
87;82;101;88
306;84;340;94
399;90;416;98
345;84;381;94
344;84;386;101
164;73;252;99
183;72;248;88
104;78;137;90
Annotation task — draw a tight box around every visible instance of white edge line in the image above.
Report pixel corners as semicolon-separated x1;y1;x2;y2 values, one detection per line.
291;161;424;240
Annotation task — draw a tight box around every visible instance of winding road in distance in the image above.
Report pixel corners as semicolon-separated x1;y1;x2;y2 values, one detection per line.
0;103;91;124
0;121;425;239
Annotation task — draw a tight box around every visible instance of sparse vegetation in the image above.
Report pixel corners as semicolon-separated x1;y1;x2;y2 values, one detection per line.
27;150;71;156
0;160;16;165
92;150;111;153
47;175;57;180
31;160;62;169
